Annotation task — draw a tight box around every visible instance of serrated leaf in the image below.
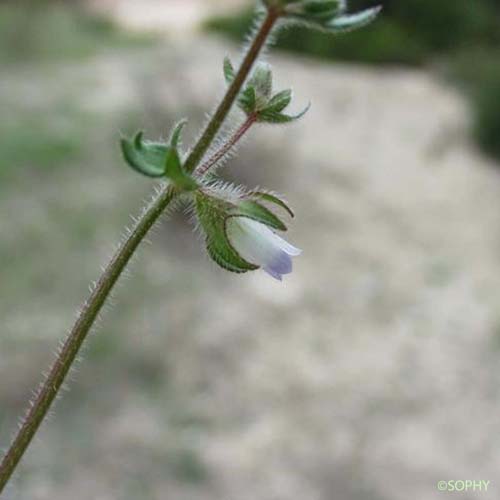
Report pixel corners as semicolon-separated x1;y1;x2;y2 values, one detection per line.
223;56;235;85
326;6;382;33
249;191;294;218
196;194;258;273
120;131;169;178
233;200;287;231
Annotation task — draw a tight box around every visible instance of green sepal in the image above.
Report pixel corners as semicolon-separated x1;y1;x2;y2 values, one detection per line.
247;63;273;102
223;56;235;85
232;200;287;231
264;89;292;113
236;63;274;115
326;6;381;33
282;2;380;33
195;194;258;273
120;131;169;178
238;86;257;114
206;244;252;273
249;191;295;218
257;102;310;123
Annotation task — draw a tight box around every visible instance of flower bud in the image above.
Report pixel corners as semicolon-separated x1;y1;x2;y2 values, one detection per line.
226;217;301;281
195;188;300;280
223;58;309;123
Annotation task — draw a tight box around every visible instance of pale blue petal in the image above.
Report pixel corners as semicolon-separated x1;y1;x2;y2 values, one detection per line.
226;217;301;280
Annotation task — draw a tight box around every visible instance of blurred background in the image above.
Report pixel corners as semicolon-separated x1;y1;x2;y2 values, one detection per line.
1;0;500;499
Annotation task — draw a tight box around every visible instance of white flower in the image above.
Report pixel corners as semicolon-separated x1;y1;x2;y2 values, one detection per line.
226;217;301;281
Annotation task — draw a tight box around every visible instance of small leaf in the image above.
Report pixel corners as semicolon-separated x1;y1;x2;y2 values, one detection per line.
249;191;295;218
233;200;287;231
223;56;235;85
326;6;382;33
120;131;168;178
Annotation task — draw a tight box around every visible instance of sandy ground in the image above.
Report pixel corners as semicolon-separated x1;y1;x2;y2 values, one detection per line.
89;0;248;36
2;3;500;500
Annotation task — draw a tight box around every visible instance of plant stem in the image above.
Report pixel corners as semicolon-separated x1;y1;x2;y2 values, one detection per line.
0;8;279;495
0;186;177;493
195;114;257;177
183;8;279;174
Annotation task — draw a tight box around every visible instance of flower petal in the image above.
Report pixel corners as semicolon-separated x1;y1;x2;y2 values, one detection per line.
226;217;301;280
263;250;293;280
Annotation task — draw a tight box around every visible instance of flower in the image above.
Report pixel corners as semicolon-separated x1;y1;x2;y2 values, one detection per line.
226;216;301;281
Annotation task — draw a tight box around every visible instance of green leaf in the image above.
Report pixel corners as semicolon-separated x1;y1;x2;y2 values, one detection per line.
120;131;169;178
233;200;287;231
121;125;197;189
249;191;295;218
223;56;235;85
326;6;382;33
196;194;258;273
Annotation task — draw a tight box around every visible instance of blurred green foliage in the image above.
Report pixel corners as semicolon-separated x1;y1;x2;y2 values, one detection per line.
0;103;89;177
205;0;500;161
449;48;500;161
0;1;154;178
474;73;500;161
376;0;500;52
0;1;152;64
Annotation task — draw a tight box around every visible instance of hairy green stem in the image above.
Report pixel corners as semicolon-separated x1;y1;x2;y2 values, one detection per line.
195;114;257;177
0;186;177;493
0;9;279;494
184;8;279;174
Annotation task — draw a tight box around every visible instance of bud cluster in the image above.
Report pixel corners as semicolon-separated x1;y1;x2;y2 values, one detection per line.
224;59;309;124
264;0;381;33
